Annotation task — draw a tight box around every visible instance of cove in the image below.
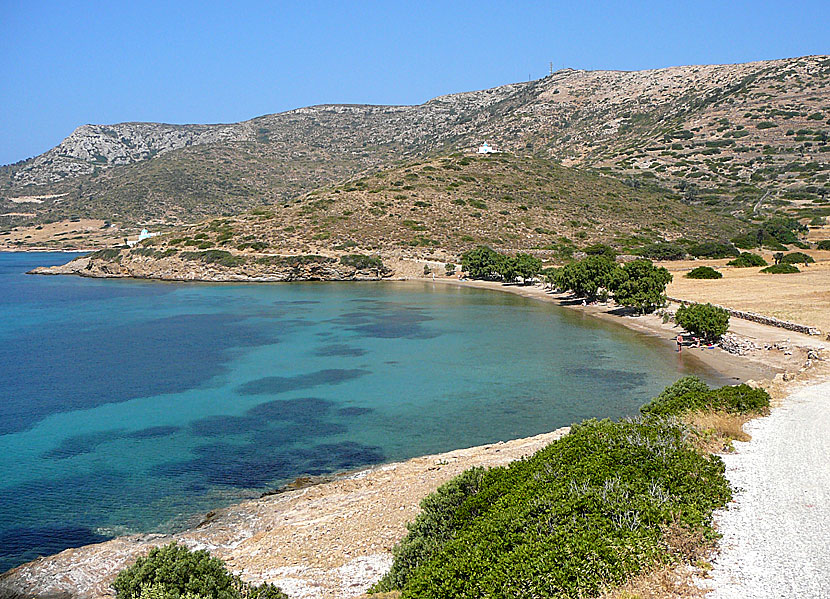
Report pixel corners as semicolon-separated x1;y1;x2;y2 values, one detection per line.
0;252;727;572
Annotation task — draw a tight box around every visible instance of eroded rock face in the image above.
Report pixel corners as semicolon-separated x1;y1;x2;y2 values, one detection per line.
13;122;255;185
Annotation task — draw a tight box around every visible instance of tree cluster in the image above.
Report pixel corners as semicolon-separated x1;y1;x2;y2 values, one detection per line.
461;246;542;284
549;256;673;314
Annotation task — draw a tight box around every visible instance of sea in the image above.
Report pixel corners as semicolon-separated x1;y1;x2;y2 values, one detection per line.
0;252;727;572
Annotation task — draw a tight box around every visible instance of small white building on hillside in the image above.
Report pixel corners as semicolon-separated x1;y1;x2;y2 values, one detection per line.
477;141;498;154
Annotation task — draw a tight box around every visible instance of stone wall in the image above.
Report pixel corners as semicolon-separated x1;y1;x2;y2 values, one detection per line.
667;297;821;336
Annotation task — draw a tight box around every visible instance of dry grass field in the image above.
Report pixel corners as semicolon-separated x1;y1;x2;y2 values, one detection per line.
664;246;830;333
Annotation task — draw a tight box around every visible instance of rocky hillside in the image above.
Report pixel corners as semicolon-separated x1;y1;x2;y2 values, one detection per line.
2;55;828;232
36;153;746;281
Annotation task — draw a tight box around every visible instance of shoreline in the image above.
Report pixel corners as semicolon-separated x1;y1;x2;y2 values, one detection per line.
2;272;828;598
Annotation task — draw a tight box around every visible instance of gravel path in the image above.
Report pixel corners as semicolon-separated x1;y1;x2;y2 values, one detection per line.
705;379;830;598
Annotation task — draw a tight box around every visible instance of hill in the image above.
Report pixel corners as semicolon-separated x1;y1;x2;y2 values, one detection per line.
2;55;828;239
32;153;747;280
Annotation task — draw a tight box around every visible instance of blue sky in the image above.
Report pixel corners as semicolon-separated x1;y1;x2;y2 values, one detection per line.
1;0;828;166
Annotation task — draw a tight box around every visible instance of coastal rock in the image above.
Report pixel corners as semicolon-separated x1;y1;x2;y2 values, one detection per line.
0;429;569;599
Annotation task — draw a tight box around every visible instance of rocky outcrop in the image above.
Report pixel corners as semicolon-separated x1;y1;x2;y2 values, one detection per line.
28;250;394;283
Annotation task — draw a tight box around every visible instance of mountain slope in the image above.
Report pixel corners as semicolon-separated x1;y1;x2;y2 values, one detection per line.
2;55;828;232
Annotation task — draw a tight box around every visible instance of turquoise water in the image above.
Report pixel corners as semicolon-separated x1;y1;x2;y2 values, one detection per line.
0;252;725;572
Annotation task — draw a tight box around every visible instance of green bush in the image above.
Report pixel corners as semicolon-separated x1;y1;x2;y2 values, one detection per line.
727;252;767;267
675;303;729;342
761;263;800;274
641;378;770;417
113;543;287;599
818;240;830;250
688;242;738;259
340;254;384;270
779;252;815;265
445;263;456;276
91;248;122;261
685;266;723;279
635;242;686;261
372;416;732;599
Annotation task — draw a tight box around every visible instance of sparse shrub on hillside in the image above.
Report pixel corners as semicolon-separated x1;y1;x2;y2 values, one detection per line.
727;252;767;267
779;252;814;265
756;121;778;129
685;266;723;279
608;259;673;314
90;248;123;261
583;243;617;260
675;303;730;342
340;254;384;271
818;240;830;250
761;263;800;274
112;543;287;599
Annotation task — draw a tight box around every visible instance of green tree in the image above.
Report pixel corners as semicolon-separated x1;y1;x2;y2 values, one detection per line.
609;259;673;314
675;303;730;342
558;255;617;300
513;253;542;284
461;246;503;280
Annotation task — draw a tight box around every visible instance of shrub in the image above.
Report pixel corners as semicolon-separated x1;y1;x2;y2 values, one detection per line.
91;248;122;261
445;263;456;276
779;252;814;265
727;252;767;267
675;303;729;342
635;242;686;261
761;263;800;274
372;416;732;599
583;244;617;260
818;240;830;250
688;242;738;259
340;254;384;271
423;264;431;276
113;543;288;599
641;378;770;417
685;266;723;279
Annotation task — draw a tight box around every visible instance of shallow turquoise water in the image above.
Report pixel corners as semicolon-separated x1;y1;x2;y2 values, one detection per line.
0;252;725;572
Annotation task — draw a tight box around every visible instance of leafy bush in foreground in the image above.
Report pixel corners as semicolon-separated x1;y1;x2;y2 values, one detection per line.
727;252;767;267
685;266;723;279
113;543;287;599
761;263;800;274
675;303;730;342
640;376;770;417
372;416;731;599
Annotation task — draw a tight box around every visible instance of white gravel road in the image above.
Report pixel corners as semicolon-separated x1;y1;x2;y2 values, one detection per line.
705;379;830;598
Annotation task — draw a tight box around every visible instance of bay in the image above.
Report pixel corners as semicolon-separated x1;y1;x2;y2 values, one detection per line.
0;252;724;572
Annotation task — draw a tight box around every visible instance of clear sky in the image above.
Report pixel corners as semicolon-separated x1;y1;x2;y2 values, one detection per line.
1;0;828;166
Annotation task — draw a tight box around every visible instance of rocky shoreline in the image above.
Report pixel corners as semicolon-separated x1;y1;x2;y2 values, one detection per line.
0;429;569;599
27;251;394;283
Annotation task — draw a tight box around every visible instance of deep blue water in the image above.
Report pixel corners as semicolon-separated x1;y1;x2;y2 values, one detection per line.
0;252;725;572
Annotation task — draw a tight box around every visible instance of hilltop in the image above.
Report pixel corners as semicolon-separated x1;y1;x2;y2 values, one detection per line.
1;55;828;241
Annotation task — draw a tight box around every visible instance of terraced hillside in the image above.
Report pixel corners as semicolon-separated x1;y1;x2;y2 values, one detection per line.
2;55;828;236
